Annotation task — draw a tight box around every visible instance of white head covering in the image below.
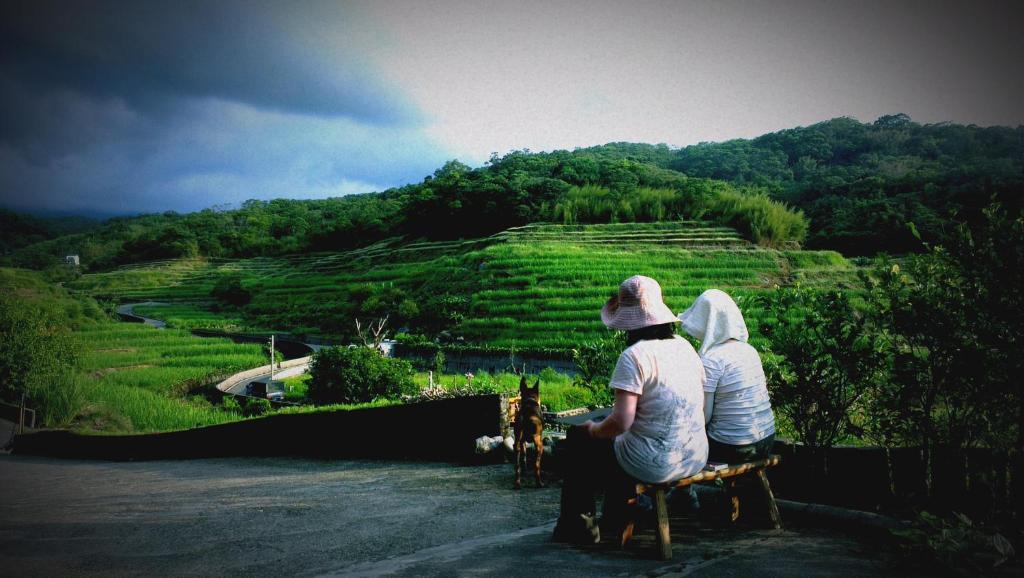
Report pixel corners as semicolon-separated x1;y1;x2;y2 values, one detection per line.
601;275;680;331
678;289;749;355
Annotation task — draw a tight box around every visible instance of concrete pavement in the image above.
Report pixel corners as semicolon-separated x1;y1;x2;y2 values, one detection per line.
0;454;906;577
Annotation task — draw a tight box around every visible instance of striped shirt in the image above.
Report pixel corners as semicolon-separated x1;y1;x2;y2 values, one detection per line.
702;340;775;446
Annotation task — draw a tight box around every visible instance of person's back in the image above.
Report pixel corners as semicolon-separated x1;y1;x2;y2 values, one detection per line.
678;288;776;464
612;335;707;484
701;339;774;446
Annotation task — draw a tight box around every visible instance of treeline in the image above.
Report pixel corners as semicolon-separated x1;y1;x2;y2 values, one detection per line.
665;114;1024;254
3;151;807;271
5;115;1020;268
0;209;98;256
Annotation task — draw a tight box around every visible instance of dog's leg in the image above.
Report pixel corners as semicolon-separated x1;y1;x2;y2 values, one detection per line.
513;430;524;489
532;430;545;487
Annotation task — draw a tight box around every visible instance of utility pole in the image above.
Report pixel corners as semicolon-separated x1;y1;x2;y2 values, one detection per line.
269;334;276;380
19;391;26;435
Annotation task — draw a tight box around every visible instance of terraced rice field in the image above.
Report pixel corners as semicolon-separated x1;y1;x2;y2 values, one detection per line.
69;221;857;350
76;323;268;432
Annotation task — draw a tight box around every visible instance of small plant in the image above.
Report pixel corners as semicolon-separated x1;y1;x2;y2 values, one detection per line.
432;350;446;374
222;395;241;414
890;511;1017;573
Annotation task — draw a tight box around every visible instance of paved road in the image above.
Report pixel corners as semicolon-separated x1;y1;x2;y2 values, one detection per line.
0;454;906;577
225;363;310;395
114;302;167;328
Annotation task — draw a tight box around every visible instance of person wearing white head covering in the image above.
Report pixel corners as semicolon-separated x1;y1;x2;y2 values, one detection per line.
678;289;776;464
554;275;708;544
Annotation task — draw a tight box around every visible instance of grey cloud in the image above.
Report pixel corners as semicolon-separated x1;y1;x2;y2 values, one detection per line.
0;0;419;135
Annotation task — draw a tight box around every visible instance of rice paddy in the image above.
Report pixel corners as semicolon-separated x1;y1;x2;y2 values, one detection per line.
75;323;268;432
68;221;859;352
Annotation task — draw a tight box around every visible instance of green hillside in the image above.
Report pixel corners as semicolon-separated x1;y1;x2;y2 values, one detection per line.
68;221;856;350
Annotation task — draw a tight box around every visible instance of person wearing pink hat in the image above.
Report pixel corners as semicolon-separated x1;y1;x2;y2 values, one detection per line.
553;275;708;545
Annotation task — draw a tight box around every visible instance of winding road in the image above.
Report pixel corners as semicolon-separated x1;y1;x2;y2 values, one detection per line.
115;302;315;398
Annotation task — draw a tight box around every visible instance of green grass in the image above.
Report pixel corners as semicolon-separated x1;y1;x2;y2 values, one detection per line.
68;221;855;352
274;369;599;413
58;221;861;433
74;323;268;433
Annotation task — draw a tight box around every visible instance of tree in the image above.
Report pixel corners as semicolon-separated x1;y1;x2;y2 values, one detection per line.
860;204;1023;497
307;346;415;405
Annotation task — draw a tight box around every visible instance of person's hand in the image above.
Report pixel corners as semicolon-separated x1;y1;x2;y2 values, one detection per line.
581;419;595;436
568;422;592;440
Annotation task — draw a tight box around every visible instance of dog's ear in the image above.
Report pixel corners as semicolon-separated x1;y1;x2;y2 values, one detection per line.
519;375;528;391
532;378;540;393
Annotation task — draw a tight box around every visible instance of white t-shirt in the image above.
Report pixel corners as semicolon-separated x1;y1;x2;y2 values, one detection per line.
609;336;708;484
702;340;775;445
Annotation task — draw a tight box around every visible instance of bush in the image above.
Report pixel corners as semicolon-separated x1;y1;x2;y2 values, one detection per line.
222;395;242;415
757;286;887;449
0;294;84;426
210;275;251;306
707;187;808;248
860;204;1023;497
242;397;272;417
308;346;415;405
571;333;625;407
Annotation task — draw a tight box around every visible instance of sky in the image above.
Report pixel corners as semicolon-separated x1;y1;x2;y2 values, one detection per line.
1;0;1022;216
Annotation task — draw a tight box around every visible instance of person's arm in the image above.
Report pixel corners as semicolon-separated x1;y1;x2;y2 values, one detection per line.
702;355;722;426
582;389;639;439
703;391;715;425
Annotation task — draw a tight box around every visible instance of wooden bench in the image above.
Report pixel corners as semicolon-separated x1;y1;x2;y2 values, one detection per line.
623;454;782;560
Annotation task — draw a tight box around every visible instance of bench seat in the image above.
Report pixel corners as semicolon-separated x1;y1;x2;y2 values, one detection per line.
625;454;782;559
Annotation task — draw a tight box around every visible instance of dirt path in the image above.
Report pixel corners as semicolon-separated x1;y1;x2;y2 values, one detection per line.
0;455;902;577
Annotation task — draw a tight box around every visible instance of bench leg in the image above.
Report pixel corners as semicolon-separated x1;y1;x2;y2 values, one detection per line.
756;469;782;529
725;479;741;523
654;488;672;560
618;496;637;548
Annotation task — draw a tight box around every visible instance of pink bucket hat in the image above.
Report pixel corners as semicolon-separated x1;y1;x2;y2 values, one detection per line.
601;275;679;331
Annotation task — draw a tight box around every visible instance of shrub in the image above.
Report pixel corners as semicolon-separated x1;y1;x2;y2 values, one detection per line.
308;346;415;405
707;187;808;247
0;294;84;426
571;333;625;407
757;286;887;450
860;204;1023;497
222;395;242;415
210;275;251;306
243;397;272;417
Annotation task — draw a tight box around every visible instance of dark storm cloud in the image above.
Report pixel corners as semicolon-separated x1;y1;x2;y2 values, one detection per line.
0;0;417;129
1;0;1021;216
0;0;445;215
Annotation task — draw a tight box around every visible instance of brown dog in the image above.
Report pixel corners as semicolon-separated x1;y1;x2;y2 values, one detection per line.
514;376;545;489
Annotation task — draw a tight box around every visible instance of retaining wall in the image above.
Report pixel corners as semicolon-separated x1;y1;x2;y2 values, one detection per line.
11;394;505;462
766;440;1020;518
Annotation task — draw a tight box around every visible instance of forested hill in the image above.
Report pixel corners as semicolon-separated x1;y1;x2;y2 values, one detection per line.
0;209;99;255
2;152;805;272
3;115;1021;271
662;114;1024;254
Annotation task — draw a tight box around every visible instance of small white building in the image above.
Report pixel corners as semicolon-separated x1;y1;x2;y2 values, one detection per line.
64;255;80;267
